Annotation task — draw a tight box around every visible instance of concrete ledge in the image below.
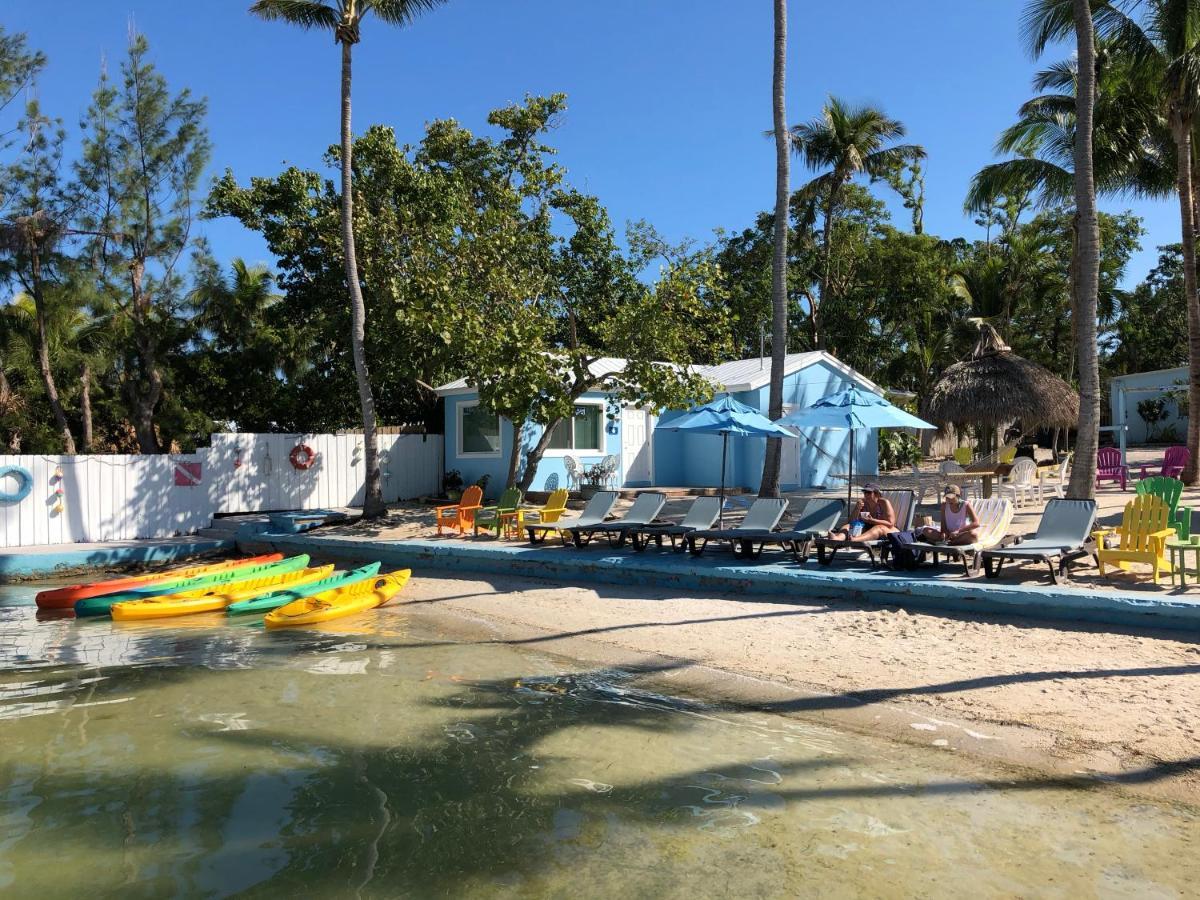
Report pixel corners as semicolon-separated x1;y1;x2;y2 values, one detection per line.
236;532;1200;633
0;537;235;580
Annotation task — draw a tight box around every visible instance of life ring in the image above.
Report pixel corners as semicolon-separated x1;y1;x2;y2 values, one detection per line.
0;466;33;503
289;444;317;470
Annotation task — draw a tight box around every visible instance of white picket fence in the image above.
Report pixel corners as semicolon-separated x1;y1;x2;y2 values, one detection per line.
0;432;443;548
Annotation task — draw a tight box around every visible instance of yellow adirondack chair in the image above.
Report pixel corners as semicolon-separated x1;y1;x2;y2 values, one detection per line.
998;446;1018;465
521;488;569;526
435;485;483;536
1094;494;1176;584
953;447;973;465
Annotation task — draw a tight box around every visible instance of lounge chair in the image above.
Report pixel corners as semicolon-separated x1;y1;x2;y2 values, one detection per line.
981;499;1097;584
813;489;917;567
683;498;789;556
525;491;618;545
628;496;721;551
565;491;667;548
886;497;1014;577
723;498;846;561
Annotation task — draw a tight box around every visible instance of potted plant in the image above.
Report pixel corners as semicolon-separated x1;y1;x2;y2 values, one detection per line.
444;469;464;501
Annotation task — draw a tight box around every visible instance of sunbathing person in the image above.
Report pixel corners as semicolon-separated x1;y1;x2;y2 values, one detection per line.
917;484;980;545
828;484;896;542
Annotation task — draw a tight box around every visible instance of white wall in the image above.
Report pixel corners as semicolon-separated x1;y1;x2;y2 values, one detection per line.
0;432;443;548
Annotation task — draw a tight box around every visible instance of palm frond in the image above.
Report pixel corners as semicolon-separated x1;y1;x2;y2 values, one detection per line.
964;158;1073;212
249;0;340;30
858;144;926;178
365;0;449;25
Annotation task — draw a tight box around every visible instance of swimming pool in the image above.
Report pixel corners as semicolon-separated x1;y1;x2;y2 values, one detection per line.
0;584;1196;896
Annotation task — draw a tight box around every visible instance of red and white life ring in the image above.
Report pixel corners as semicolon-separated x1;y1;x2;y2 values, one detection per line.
289;443;317;470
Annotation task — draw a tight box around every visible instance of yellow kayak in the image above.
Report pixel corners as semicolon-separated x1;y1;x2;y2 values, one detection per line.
265;570;411;629
111;564;336;621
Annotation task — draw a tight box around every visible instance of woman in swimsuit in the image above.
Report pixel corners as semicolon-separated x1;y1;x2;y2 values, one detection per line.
829;484;897;543
918;483;981;545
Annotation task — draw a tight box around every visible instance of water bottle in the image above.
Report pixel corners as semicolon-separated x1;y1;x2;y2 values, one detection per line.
850;520;865;539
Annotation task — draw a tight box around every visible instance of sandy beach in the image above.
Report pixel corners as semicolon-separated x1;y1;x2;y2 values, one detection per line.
398;570;1200;804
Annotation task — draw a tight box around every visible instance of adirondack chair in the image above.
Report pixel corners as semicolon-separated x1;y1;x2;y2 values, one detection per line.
1094;494;1175;584
1095;446;1128;490
1135;476;1192;539
473;486;524;538
998;446;1018;465
953;447;973;465
522;488;569;527
1138;445;1189;480
435;484;483;536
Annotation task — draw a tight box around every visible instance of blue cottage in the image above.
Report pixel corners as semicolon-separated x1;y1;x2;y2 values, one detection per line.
435;352;884;493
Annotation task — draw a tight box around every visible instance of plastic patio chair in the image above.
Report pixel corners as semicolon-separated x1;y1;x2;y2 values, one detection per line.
1094;493;1175;584
1135;476;1192;539
1096;446;1128;491
982;499;1098;583
526;491;618;544
435;484;483;536
939;460;979;499
1138;445;1189;480
473;486;523;538
998;457;1041;508
953;447;973;465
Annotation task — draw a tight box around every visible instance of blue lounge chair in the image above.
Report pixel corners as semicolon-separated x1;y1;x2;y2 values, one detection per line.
567;492;667;548
683;498;790;556
526;491;618;545
981;499;1097;584
814;489;917;568
629;496;722;551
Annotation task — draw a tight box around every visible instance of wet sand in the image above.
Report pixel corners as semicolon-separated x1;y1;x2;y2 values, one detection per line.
397;571;1200;804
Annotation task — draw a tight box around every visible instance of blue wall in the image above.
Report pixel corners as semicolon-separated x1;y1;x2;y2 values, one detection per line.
444;392;622;499
654;361;877;491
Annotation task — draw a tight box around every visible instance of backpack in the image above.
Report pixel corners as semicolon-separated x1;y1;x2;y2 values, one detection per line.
887;530;925;571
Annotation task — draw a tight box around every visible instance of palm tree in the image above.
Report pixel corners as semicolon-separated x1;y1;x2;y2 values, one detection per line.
759;0;789;498
1024;0;1200;483
790;97;925;349
249;0;447;517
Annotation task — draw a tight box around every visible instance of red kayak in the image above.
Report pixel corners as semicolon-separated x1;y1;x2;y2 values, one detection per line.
34;553;284;609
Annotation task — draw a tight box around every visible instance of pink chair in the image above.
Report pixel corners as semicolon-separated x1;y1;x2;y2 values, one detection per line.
1096;446;1128;491
1139;445;1189;480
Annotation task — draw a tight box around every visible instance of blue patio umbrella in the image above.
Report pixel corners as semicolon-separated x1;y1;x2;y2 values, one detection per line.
661;396;795;526
778;385;936;507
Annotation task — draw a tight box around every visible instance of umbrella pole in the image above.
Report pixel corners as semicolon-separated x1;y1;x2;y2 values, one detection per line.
847;427;855;511
719;431;728;529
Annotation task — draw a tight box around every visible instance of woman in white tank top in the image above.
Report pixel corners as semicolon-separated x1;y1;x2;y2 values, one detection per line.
919;483;980;545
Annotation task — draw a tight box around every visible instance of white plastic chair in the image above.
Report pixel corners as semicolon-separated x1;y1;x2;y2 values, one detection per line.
1044;453;1072;499
998;457;1041;508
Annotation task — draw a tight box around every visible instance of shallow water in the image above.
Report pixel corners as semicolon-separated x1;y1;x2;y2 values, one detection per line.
0;583;1197;898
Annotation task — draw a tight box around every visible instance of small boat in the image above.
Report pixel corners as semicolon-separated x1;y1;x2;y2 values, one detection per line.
111;564;336;621
34;553;284;610
75;555;310;618
227;562;382;615
264;570;411;629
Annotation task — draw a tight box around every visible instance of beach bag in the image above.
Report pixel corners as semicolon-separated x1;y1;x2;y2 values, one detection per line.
887;530;925;571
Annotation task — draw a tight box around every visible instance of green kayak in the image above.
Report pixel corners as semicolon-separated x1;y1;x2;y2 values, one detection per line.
74;555;310;618
227;562;382;615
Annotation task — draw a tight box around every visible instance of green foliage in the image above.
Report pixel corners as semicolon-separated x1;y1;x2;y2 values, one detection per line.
877;430;922;471
1105;245;1187;376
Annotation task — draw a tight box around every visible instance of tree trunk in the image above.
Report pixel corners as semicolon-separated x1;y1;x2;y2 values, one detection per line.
815;181;841;353
29;249;76;453
505;420;523;489
1175;111;1200;485
1066;0;1100;499
758;0;789;499
127;258;162;453
517;416;566;495
80;363;93;452
340;38;385;517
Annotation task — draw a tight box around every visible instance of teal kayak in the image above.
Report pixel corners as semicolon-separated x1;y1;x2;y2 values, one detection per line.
74;555;310;618
227;562;382;615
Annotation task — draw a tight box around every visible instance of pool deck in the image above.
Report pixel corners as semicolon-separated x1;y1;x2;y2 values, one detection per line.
236;528;1200;633
0;535;235;580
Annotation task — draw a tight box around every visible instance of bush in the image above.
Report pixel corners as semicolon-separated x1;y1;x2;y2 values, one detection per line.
444;469;463;492
878;430;921;471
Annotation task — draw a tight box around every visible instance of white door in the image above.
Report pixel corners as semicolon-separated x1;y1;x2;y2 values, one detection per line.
779;406;801;487
621;408;654;485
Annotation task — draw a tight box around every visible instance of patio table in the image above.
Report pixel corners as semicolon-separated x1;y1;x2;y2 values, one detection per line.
1166;538;1200;588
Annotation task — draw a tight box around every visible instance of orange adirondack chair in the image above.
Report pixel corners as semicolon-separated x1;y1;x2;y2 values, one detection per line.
436;485;483;536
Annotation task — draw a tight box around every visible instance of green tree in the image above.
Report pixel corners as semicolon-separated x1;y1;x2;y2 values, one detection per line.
0;26;45;165
74;33;210;453
760;0;789;497
1105;246;1187;374
249;0;448;518
789;96;925;349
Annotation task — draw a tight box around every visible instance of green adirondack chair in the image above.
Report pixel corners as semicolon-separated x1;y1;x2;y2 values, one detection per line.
1135;476;1192;538
473;486;524;538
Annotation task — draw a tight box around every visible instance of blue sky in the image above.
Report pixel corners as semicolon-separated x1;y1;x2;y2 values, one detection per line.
6;0;1179;286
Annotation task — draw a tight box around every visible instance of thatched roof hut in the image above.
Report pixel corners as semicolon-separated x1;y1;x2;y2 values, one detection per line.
926;324;1079;429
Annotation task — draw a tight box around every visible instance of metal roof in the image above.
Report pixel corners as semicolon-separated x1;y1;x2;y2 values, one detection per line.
434;357;631;396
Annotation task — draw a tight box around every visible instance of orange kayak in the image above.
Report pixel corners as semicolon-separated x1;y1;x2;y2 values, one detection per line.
34;553;284;609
